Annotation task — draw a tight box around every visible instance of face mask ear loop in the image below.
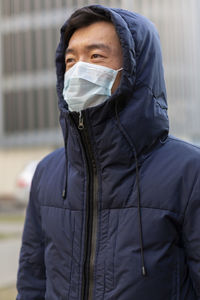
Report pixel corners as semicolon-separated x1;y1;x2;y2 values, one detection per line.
114;100;147;277
62;117;69;199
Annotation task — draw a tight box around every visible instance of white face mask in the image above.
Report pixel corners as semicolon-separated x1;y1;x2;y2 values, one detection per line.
62;61;122;112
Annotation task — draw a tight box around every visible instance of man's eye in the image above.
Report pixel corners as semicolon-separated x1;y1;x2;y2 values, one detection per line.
91;54;103;59
66;57;75;64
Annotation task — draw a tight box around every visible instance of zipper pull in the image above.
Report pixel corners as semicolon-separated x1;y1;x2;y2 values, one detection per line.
78;111;84;130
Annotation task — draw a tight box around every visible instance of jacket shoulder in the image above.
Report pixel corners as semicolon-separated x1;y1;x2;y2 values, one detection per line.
165;136;200;182
30;147;66;206
167;135;200;159
37;147;65;172
31;147;65;189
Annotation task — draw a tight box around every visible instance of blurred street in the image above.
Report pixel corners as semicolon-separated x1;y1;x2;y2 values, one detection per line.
0;238;21;288
0;201;25;294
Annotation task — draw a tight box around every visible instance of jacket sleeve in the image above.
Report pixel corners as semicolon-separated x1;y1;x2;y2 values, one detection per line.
182;177;200;299
16;165;46;300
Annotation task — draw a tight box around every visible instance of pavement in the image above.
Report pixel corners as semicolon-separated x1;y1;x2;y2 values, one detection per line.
0;201;25;289
0;223;23;235
0;238;22;288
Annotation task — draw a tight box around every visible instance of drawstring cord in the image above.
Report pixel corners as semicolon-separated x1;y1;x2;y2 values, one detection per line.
62;171;67;199
62;116;68;199
114;101;147;277
135;154;147;277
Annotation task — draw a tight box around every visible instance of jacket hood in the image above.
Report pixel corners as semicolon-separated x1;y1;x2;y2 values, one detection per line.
55;5;169;155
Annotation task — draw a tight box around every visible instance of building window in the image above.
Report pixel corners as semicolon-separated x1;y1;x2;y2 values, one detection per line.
2;26;60;75
3;87;59;135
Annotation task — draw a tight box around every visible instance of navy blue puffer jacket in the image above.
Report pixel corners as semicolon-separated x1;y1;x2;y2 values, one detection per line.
17;5;200;300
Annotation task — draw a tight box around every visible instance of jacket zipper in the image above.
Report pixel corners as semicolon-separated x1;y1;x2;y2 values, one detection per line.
71;111;98;300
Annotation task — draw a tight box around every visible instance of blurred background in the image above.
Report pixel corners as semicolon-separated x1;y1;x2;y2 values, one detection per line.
0;0;199;298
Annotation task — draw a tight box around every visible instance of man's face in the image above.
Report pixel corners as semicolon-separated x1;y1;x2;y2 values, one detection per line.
65;21;123;93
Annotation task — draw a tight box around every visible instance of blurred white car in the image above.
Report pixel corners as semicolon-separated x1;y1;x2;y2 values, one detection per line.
15;160;39;205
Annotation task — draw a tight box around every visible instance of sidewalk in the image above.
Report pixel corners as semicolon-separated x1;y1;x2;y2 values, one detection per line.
0;223;23;236
0;200;25;288
0;238;21;288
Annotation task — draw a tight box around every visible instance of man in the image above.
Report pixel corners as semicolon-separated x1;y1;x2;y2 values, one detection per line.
17;5;200;300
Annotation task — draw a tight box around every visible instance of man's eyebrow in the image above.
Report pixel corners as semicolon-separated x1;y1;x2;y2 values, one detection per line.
86;43;111;51
65;43;111;56
65;48;75;55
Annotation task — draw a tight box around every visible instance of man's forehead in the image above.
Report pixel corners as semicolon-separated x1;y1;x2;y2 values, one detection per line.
67;21;118;43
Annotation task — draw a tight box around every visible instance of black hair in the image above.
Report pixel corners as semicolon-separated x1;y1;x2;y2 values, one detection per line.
64;7;111;44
